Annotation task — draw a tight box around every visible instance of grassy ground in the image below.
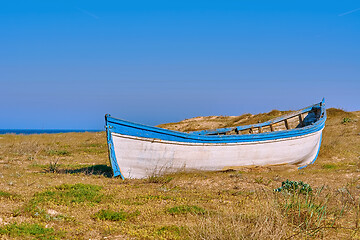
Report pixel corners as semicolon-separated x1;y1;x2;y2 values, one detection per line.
0;108;359;239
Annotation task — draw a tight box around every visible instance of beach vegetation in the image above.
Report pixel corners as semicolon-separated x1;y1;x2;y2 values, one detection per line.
93;209;128;221
0;190;19;200
0;223;64;240
47;149;70;156
167;205;206;215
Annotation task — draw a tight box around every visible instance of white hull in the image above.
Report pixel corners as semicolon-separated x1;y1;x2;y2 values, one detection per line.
111;129;323;179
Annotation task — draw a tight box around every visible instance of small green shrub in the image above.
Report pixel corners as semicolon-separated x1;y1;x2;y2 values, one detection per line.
342;117;352;124
167;205;206;215
274;179;312;195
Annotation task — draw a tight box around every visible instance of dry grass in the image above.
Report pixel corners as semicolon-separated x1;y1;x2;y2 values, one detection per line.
0;108;359;239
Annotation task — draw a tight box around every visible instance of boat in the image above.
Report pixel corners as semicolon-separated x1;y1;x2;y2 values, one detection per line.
105;99;326;179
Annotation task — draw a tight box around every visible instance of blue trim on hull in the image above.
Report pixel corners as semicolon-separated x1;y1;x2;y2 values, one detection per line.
105;115;124;179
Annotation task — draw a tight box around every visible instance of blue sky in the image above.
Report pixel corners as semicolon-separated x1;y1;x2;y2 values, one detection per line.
1;0;359;129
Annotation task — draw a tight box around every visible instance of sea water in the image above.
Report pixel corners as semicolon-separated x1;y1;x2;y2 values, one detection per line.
0;129;102;135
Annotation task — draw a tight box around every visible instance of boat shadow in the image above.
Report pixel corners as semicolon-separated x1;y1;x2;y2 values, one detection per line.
59;164;113;178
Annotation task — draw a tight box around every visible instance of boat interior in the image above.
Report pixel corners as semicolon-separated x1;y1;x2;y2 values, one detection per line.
191;101;325;136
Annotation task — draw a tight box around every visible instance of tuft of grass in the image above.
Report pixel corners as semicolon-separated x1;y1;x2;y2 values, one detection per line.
322;164;337;170
147;175;174;184
47;149;70;156
167;205;206;216
0;190;18;200
93;209;127;221
254;176;272;185
156;225;183;238
0;223;64;240
47;159;60;173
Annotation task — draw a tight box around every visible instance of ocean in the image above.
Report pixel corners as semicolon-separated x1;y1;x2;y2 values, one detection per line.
0;129;102;135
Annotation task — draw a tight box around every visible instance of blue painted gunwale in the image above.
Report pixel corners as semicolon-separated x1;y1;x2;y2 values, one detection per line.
105;99;326;144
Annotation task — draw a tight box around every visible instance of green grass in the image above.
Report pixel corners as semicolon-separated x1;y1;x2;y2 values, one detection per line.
82;143;104;148
80;143;107;154
0;190;18;200
93;209;128;221
37;183;103;205
167;205;206;215
0;223;64;240
121;194;179;205
46;149;70;156
22;183;104;218
156;225;183;238
147;175;174;184
322;164;337;169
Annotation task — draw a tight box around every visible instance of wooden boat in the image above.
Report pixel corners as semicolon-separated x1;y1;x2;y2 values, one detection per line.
105;99;326;179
